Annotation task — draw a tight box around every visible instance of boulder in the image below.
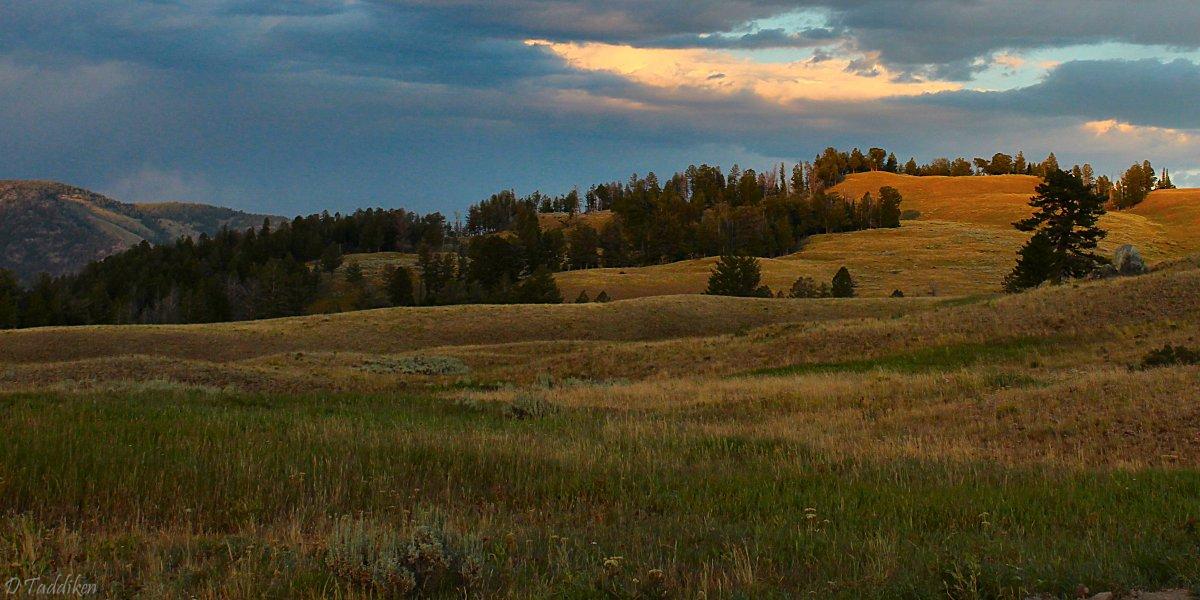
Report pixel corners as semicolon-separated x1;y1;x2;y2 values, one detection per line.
1114;244;1148;276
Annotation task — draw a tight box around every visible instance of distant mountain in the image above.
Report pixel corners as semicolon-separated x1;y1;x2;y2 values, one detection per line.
0;180;281;282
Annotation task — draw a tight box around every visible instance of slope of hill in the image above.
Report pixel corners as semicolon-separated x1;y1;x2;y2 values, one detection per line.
2;257;1198;597
0;180;279;281
555;173;1200;300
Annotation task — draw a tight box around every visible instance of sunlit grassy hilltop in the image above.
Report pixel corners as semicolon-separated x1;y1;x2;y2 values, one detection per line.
555;172;1200;300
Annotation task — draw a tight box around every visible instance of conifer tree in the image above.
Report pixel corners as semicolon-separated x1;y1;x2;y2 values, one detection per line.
595;290;611;303
706;255;770;297
319;243;343;273
386;266;415;306
0;269;19;328
513;267;563;304
878;186;903;228
344;262;364;284
831;266;856;298
1002;232;1057;292
1159;168;1175;189
1005;169;1108;290
575;290;590;303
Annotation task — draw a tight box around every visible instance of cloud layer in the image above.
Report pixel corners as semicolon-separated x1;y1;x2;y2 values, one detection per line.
0;1;1196;213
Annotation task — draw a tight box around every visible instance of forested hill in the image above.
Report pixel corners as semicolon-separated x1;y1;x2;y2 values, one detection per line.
0;180;281;281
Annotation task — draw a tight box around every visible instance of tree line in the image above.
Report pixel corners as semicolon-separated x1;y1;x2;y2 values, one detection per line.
0;146;1178;329
469;167;904;271
0;209;450;328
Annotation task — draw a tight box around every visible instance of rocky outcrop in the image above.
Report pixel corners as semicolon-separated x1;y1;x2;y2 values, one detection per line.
1114;244;1148;276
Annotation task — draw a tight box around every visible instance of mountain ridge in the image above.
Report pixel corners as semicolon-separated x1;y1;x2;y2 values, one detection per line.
0;179;281;282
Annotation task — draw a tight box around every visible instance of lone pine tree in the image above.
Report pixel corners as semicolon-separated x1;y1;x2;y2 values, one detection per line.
831;266;856;298
1005;169;1107;291
706;255;771;297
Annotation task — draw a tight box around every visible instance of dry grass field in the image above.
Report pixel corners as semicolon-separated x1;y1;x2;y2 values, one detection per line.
3;180;1200;597
1;264;1199;597
557;173;1200;300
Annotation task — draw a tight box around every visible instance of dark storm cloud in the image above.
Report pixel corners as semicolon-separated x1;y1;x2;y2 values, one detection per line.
0;0;567;85
919;59;1200;129
826;0;1200;78
1;0;1197;214
380;1;1200;77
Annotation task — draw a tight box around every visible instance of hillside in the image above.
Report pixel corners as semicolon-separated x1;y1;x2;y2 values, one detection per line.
554;172;1200;300
0;180;279;281
2;254;1198;597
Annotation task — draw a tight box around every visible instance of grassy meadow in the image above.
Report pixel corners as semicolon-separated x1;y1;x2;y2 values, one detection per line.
2;259;1199;597
2;176;1199;597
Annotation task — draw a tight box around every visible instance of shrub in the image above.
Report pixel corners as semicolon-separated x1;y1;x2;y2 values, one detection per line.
325;512;483;597
789;276;829;299
595;290;611;302
575;290;590;303
355;356;469;376
1140;345;1200;369
890;289;905;298
503;393;559;420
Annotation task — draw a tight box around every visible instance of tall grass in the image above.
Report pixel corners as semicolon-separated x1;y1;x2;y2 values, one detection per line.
1;389;1196;598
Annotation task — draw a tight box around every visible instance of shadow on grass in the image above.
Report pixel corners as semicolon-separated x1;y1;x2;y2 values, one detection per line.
739;336;1053;378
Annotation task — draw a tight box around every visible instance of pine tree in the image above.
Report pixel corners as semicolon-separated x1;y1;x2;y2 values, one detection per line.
791;164;806;195
1006;169;1108;290
319;243;343;273
595;290;611;303
706;255;770;297
513;267;563;304
1159;168;1175;189
1042;152;1059;174
386;266;415;306
831;266;856;298
904;157;919;176
1002;232;1057;292
344;262;364;284
878;186;903;228
0;268;20;328
566;222;601;269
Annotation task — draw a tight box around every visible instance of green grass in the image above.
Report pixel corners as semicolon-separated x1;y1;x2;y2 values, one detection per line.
0;389;1197;598
741;337;1052;379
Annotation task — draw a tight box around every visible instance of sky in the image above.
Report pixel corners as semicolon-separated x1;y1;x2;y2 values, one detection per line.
1;0;1198;216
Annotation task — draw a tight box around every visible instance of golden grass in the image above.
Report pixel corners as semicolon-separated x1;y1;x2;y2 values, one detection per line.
833;172;1198;263
0;294;939;365
461;365;1200;469
536;210;614;232
338;251;418;280
4;261;1198;400
555;173;1200;300
1130;187;1200;255
558;220;1023;299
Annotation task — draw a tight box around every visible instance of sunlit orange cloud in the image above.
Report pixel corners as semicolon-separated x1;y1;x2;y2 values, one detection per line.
1083;119;1193;146
526;39;961;105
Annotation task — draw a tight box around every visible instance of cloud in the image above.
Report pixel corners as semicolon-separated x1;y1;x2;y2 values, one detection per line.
528;40;959;104
919;59;1200;129
0;0;1197;215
